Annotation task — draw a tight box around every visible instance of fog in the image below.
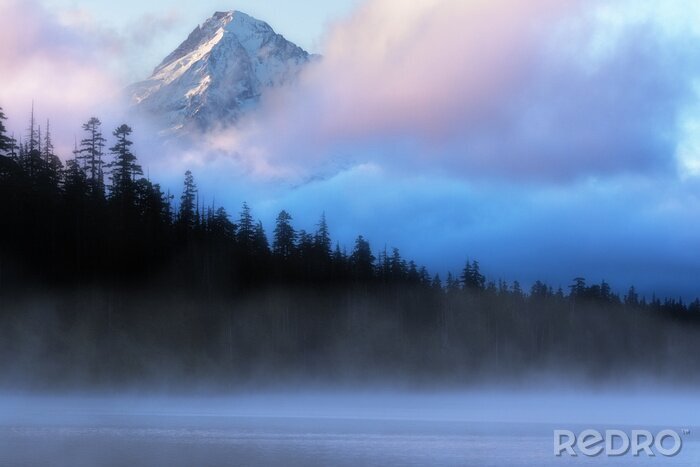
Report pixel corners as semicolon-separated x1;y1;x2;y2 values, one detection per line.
4;286;699;464
1;389;698;466
3;388;700;426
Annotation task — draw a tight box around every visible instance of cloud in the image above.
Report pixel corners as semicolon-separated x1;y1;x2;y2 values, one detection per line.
0;0;183;155
302;0;570;140
0;0;126;153
244;167;700;300
202;0;700;183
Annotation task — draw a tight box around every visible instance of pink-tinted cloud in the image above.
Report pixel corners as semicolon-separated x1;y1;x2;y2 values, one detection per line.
4;0;697;184
306;0;575;141
212;0;700;183
0;0;127;154
217;0;585;177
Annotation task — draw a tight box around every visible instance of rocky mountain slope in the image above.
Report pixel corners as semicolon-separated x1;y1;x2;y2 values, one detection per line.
129;11;311;133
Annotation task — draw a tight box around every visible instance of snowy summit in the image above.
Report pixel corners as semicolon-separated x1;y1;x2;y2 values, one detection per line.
129;11;311;133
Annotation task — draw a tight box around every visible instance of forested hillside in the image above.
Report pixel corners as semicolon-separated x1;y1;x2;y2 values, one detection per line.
1;105;699;389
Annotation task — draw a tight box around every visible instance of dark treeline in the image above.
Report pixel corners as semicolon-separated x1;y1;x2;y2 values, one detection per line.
1;106;700;389
0;106;437;290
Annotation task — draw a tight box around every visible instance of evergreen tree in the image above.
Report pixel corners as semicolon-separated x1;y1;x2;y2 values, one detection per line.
63;158;90;200
314;213;332;259
0;106;13;156
461;260;485;292
210;207;236;240
252;221;270;257
26;102;38;153
512;280;523;299
78;117;106;196
41;119;62;187
530;280;550;299
135;178;170;227
600;280;612;302
273;210;296;261
18;105;44;178
389;248;406;280
407;261;420;283
569;277;587;299
296;230;314;263
485;280;497;295
555;286;565;300
332;242;347;278
377;246;390;282
624;286;639;307
417;265;430;285
431;274;443;292
446;272;460;294
7;133;18;160
178;170;197;229
107;124;142;200
349;235;375;280
333;243;344;264
42;119;53;164
22;148;44;180
237;202;255;248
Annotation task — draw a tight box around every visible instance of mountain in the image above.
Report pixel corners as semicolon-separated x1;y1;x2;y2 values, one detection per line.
129;11;312;133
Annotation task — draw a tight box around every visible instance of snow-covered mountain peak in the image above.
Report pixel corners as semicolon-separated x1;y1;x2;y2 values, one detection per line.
129;10;311;134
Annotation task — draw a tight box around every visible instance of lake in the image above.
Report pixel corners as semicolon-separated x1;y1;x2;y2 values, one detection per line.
0;391;697;466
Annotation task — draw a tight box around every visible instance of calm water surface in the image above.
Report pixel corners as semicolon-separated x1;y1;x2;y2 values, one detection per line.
0;392;697;466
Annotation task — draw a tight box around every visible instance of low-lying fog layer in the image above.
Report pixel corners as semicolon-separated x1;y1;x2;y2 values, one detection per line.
0;389;698;466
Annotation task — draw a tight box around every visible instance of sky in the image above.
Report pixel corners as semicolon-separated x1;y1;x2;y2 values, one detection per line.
2;0;700;299
39;0;357;80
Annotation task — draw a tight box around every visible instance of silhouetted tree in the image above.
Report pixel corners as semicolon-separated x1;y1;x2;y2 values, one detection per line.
389;248;406;280
63;158;89;199
350;235;375;280
107;124;142;200
446;272;460;294
78;117;106;196
531;280;550;299
314;213;332;259
462;260;485;292
178;170;197;230
273;210;295;261
512;280;523;299
600;280;612;302
210;207;236;240
296;230;315;274
252;221;270;258
237;202;255;250
40;119;62;187
624;286;639;307
136;179;170;229
0;106;13;156
431;274;443;292
26;102;38;153
569;277;587;299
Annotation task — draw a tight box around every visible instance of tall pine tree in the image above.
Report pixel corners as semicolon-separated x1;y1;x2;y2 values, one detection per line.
106;124;142;200
0;106;14;156
237;202;255;249
178;170;197;229
79;117;106;196
273;210;295;261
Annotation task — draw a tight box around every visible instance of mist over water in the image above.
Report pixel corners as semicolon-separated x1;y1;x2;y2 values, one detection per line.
0;389;698;466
